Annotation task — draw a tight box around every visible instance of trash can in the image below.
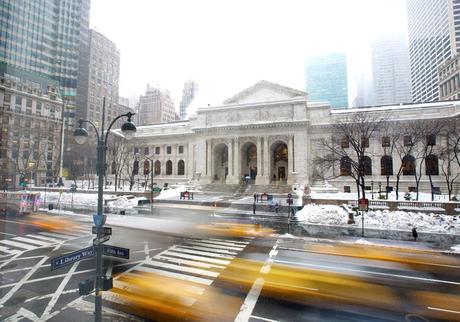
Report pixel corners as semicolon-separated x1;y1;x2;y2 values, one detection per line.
120;210;126;215
48;204;54;210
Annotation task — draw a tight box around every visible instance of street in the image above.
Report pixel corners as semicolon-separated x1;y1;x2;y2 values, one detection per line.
1;207;460;322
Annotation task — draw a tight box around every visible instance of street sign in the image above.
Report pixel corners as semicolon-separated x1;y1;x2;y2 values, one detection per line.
92;226;112;235
358;198;369;211
103;245;130;259
93;214;107;228
93;235;110;246
51;246;95;270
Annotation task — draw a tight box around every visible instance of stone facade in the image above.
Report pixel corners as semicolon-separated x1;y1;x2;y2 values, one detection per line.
111;81;460;195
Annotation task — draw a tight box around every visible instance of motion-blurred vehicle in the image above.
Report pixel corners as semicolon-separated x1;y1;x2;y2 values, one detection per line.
195;222;274;237
27;213;79;232
0;191;41;215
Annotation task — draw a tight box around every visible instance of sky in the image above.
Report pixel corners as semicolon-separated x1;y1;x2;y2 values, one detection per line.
90;0;408;111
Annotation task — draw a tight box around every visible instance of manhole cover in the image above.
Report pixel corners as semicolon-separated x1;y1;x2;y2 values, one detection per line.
5;296;27;307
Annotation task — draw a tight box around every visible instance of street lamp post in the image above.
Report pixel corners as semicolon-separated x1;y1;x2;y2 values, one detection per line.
371;180;374;199
73;98;136;322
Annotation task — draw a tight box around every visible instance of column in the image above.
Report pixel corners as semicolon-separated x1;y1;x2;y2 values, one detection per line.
255;136;268;185
234;138;240;182
206;139;212;181
287;135;294;185
263;136;270;182
226;138;238;184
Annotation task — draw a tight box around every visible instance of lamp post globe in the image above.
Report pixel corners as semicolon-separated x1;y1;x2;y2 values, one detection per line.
121;120;136;140
73;126;89;145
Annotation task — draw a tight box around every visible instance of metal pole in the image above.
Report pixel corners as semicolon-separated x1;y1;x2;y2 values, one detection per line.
150;159;153;210
94;97;106;322
361;211;364;237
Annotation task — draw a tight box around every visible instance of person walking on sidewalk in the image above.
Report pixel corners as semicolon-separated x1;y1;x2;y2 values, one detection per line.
412;227;418;241
253;202;256;215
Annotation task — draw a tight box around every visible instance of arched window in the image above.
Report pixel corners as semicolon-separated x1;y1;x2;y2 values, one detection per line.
425;154;439;175
359;156;372;175
111;161;116;175
402;155;416;175
132;160;139;175
380;156;393;176
154;160;161;175
340;156;351;176
143;160;150;175
166;160;172;175
177;160;185;175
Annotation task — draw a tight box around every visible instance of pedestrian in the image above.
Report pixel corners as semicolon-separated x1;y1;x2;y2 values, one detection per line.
254;193;257;203
275;201;280;214
253;202;256;215
412;227;418;241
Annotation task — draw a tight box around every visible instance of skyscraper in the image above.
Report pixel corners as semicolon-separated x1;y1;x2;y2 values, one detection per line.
85;30;120;129
179;80;198;120
0;0;90;99
371;35;412;105
138;85;175;126
407;0;459;102
305;53;348;108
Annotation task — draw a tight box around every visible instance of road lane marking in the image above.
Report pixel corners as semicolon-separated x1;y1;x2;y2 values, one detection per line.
39;232;75;239
250;315;279;322
164;251;231;265
189;239;247;248
172;246;234;259
133;266;213;285
145;259;220;278
0;246;20;255
273;259;460;286
0;231;16;237
3;307;40;322
158;255;225;270
427;306;460;314
178;244;238;255
0;256;49;307
208;238;250;245
26;234;61;243
40;260;80;320
185;241;244;251
235;239;280;322
13;236;51;246
0;239;36;250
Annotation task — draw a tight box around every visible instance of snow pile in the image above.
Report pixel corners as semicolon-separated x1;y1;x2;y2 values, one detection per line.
296;204;460;234
451;245;460;253
155;185;187;200
310;191;452;202
106;196;146;208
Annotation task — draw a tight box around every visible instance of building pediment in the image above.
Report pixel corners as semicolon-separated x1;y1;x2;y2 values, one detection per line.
223;80;307;105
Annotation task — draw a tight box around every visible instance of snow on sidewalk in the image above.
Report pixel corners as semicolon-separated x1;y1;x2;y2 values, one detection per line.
296;204;460;234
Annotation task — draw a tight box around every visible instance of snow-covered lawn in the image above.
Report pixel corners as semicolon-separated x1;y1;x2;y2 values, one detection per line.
310;191;456;202
296;204;460;234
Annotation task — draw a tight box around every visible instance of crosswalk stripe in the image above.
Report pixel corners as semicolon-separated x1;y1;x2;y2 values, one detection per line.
39;232;75;240
165;251;231;265
0;246;19;255
173;247;234;259
208;238;250;244
145;260;220;278
133;266;213;286
0;239;36;250
157;255;225;270
178;244;237;255
185;241;244;251
12;237;50;246
26;234;61;243
190;239;248;248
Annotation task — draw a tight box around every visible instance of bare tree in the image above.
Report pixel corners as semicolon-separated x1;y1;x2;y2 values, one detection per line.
107;138;130;191
439;119;460;200
319;111;387;199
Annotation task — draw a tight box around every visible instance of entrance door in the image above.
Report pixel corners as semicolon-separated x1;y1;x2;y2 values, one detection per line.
250;166;257;179
278;167;285;181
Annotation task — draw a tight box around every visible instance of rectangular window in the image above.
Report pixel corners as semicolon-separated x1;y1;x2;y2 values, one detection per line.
144;147;149;155
426;134;436;146
381;136;390;147
178;145;184;154
4;94;10;102
26;98;32;107
155;147;160;154
340;136;349;148
167;146;171;154
343;186;351;193
404;136;413;146
361;137;369;148
134;147;139;154
15;96;22;105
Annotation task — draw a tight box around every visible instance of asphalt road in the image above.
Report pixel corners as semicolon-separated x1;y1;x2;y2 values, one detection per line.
0;210;459;322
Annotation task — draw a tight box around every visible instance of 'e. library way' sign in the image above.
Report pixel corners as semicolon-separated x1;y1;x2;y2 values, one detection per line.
51;246;95;270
